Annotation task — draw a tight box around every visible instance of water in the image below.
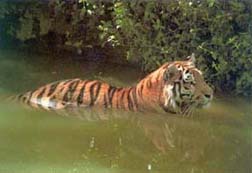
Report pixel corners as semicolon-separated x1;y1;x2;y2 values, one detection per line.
0;50;251;173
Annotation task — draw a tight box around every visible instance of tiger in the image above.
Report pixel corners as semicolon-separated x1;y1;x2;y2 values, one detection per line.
16;53;213;115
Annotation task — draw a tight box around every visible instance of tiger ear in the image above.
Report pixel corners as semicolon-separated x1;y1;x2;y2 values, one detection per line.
163;65;178;81
186;53;196;66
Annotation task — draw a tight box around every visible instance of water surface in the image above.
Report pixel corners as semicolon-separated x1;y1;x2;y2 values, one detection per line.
0;50;251;173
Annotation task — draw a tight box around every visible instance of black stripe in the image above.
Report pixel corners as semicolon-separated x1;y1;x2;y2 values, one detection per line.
108;86;116;108
63;80;79;102
103;94;108;108
22;95;27;103
18;91;31;104
63;79;74;86
89;82;101;106
156;72;161;82
139;83;144;97
172;84;176;97
17;94;23;101
117;88;123;92
26;91;34;105
77;81;88;106
146;79;152;88
173;82;179;98
116;98;119;108
178;82;183;99
37;87;47;99
131;87;138;110
47;81;61;97
180;80;190;98
127;88;133;111
115;88;122;109
180;93;190;97
18;93;28;103
120;90;126;109
69;80;80;101
36;87;47;106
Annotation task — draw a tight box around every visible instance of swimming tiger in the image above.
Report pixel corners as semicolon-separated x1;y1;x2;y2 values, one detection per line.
16;53;213;115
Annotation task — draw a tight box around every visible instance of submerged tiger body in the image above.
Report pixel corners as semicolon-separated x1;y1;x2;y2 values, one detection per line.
17;54;213;115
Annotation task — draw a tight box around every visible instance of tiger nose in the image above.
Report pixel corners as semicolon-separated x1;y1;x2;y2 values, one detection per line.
203;87;213;100
202;85;213;100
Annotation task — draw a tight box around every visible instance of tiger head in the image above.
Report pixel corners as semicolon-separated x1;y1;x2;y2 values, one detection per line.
161;53;213;115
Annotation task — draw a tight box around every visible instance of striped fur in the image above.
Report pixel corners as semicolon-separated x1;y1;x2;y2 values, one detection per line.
16;54;213;114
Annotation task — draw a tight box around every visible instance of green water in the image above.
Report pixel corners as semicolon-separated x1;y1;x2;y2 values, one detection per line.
0;50;251;173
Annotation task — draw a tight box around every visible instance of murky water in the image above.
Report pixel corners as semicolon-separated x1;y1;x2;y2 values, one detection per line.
0;50;251;173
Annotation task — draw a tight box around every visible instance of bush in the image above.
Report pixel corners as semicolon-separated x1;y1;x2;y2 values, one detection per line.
0;0;252;97
98;0;252;96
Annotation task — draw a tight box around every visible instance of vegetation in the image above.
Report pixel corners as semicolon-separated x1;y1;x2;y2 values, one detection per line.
0;0;252;97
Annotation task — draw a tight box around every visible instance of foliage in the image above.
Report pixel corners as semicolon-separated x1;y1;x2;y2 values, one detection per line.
0;1;46;42
0;0;252;96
